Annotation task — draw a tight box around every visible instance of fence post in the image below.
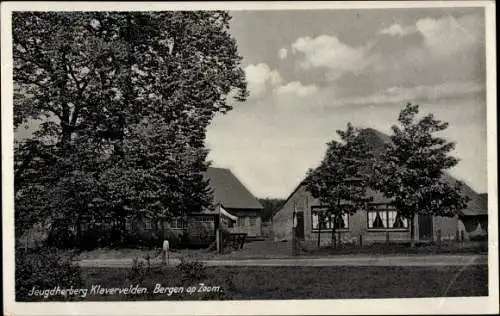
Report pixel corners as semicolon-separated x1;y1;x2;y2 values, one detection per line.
437;229;442;249
359;234;363;248
162;240;169;265
292;227;297;256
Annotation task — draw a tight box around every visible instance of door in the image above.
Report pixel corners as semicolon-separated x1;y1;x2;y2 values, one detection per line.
418;214;433;240
295;212;305;239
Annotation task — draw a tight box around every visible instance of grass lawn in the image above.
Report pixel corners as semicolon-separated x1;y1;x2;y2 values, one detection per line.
23;264;488;301
303;241;489;256
73;240;488;261
77;248;163;260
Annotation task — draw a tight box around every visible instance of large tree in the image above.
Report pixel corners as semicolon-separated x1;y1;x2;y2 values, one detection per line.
13;11;248;243
306;123;373;248
373;103;469;247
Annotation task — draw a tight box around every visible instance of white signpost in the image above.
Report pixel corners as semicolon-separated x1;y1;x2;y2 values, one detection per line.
162;240;169;265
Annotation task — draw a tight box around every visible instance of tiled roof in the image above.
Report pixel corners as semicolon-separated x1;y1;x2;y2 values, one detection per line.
205;167;263;210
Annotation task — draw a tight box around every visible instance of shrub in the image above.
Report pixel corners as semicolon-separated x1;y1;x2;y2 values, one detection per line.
469;234;488;242
15;246;83;301
127;257;148;284
46;225;76;249
177;259;207;283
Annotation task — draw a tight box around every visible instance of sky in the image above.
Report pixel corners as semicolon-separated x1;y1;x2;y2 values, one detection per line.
205;7;488;198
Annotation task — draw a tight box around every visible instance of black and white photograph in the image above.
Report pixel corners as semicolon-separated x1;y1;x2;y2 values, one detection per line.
2;1;498;315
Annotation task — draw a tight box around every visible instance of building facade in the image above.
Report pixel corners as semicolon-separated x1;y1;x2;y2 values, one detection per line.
272;184;463;246
50;167;263;249
205;167;264;237
272;128;488;246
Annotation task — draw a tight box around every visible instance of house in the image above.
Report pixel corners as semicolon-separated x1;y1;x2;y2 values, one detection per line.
66;166;263;249
272;128;488;246
205;167;264;237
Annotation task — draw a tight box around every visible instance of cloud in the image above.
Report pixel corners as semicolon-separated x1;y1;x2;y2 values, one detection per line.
291;35;370;78
278;48;288;60
337;81;484;107
379;23;416;37
416;14;483;57
245;63;319;100
244;63;282;98
275;81;319;97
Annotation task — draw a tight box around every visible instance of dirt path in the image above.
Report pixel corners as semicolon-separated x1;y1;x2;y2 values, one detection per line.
77;253;487;268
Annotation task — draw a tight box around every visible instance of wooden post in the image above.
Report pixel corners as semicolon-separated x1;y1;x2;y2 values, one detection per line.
296;235;300;256
385;230;390;245
359;234;363;248
410;214;416;248
216;228;221;254
215;213;222;254
437;229;442;249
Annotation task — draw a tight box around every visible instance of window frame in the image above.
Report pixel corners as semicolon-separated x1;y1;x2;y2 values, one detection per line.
366;204;409;231
125;218;132;231
144;218;153;230
311;206;350;232
80;221;88;232
237;217;245;227
249;217;256;226
170;217;187;230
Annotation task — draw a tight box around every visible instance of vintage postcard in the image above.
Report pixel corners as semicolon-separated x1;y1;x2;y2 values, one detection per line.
2;1;498;315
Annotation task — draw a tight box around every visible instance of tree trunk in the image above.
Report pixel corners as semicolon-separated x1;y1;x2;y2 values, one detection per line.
76;215;81;245
410;213;415;248
317;217;321;248
331;216;336;249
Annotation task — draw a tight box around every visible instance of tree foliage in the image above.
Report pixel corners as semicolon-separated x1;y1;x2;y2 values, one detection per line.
258;198;286;222
305;123;373;247
373;103;469;245
13;11;248;243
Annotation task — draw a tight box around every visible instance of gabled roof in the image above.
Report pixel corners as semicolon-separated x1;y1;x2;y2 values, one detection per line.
274;128;487;218
205;167;263;210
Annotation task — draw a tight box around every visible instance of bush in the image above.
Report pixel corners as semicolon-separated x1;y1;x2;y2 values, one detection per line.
127;257;147;284
177;259;207;283
46;225;76;249
469;234;488;242
15;246;83;301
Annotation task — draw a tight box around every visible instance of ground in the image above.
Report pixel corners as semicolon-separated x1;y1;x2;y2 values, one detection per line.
24;265;488;301
75;239;488;262
18;240;489;301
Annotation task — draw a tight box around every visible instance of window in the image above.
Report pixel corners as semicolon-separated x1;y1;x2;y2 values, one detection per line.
237;217;245;227
144;218;152;230
171;217;187;229
367;205;408;230
249;217;256;226
125;218;132;231
80;221;88;232
103;217;113;228
311;207;349;231
194;216;213;223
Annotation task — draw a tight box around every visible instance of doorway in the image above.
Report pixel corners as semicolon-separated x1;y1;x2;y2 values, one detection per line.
295;212;304;240
418;214;433;240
